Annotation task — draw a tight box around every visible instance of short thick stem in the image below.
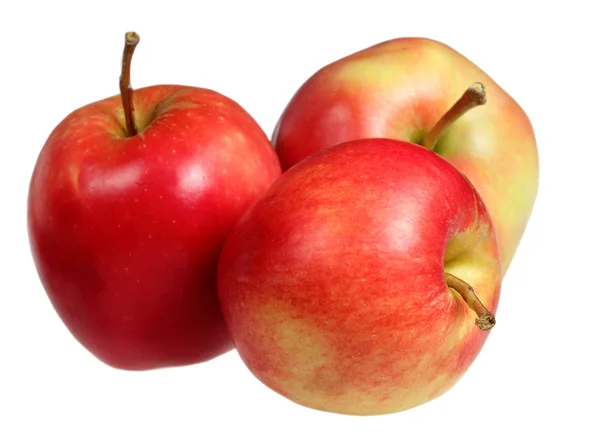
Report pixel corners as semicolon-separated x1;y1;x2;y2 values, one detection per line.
423;82;487;150
119;31;140;137
445;272;496;330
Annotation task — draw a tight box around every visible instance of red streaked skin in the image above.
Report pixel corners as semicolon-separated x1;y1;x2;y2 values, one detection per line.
28;85;282;370
273;37;539;276
217;139;501;415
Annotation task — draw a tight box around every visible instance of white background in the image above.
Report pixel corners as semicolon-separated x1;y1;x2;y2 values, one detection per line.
1;1;598;436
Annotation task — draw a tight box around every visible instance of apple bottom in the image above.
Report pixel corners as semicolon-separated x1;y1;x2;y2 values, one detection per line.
45;266;234;371
225;243;496;415
28;196;237;370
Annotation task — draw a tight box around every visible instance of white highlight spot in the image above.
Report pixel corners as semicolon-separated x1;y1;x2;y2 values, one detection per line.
178;163;208;200
87;162;143;194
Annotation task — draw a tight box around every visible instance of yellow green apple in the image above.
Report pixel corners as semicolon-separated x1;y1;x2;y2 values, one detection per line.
273;37;538;275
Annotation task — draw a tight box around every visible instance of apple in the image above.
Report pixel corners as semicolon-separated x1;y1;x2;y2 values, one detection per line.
272;37;538;275
217;138;501;415
27;32;282;370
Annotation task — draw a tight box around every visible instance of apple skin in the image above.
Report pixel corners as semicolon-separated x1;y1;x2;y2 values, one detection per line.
217;138;501;415
273;37;538;275
28;84;282;370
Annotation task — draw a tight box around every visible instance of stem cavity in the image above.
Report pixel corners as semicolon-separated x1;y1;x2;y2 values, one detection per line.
423;82;487;150
444;272;496;331
120;31;140;137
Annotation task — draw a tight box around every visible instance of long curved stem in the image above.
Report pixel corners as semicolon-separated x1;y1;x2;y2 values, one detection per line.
423;82;487;150
119;31;140;137
445;272;496;330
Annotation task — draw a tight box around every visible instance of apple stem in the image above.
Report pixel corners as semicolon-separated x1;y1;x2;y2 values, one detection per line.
119;31;140;137
422;83;487;150
444;272;496;330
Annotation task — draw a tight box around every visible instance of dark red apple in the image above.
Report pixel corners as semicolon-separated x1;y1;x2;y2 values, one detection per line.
27;32;282;370
218;138;501;415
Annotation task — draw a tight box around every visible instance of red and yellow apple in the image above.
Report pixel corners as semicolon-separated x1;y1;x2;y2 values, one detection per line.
27;33;282;370
217;138;501;415
273;37;538;275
